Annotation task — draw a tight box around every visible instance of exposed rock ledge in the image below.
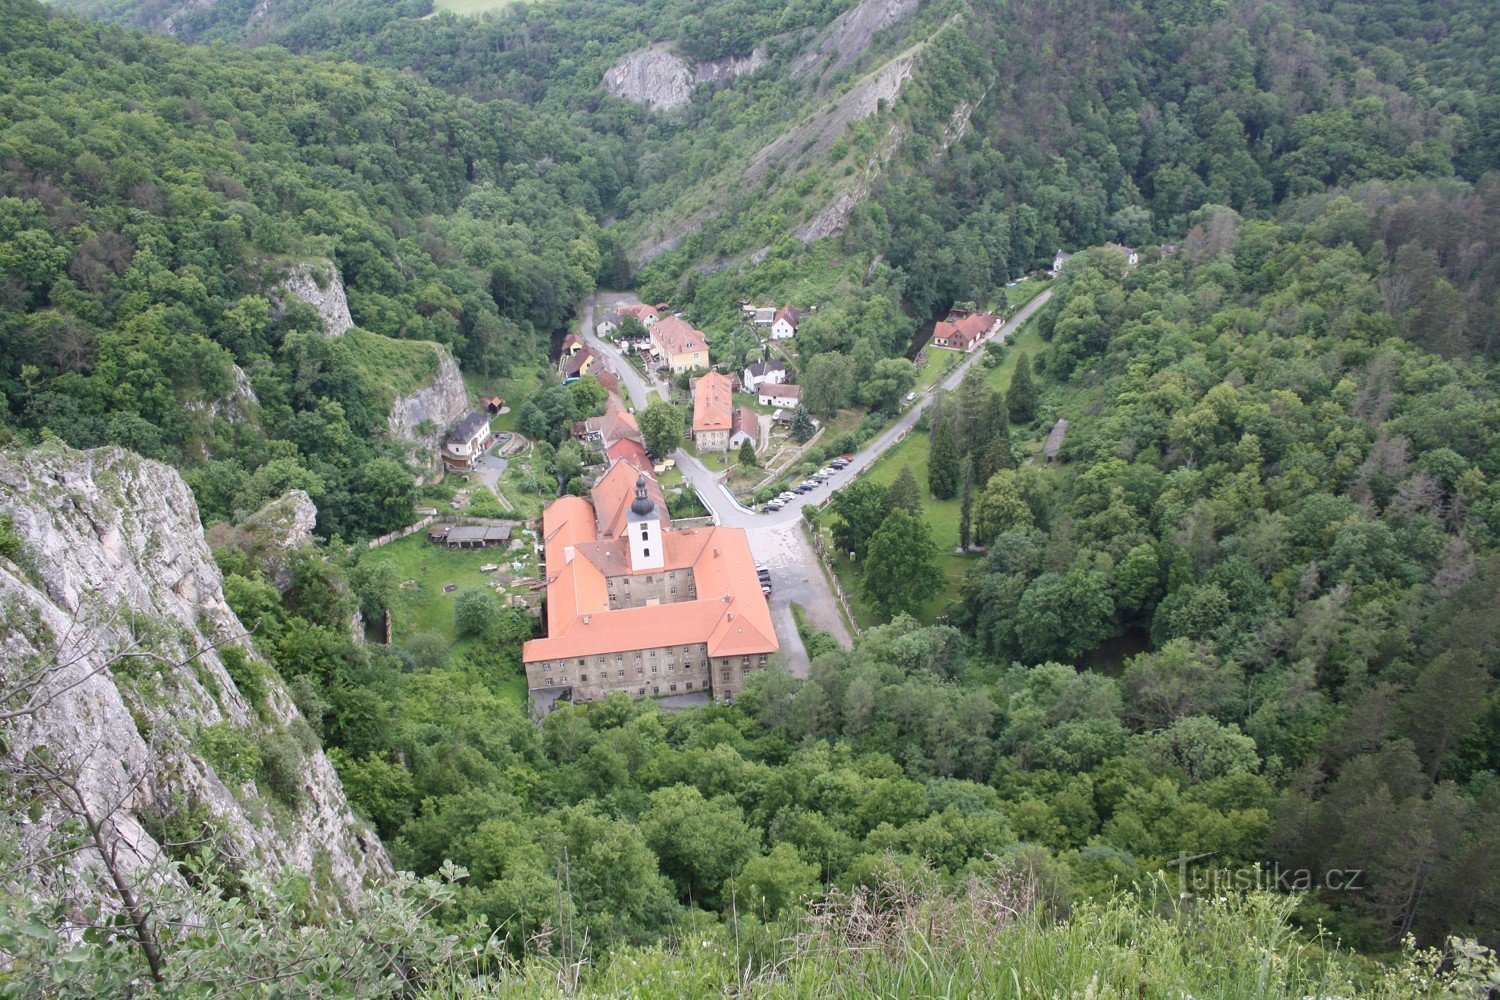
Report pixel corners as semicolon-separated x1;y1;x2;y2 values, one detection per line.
603;45;769;110
0;446;388;909
387;345;469;451
271;259;354;337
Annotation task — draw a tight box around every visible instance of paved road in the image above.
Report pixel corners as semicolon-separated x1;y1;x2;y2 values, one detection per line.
574;288;1054;674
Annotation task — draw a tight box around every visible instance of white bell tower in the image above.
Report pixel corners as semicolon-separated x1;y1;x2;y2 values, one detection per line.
626;474;664;572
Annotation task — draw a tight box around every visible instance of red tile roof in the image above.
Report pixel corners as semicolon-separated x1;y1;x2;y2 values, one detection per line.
933;312;998;350
652;316;709;357
693;370;733;433
522;464;778;665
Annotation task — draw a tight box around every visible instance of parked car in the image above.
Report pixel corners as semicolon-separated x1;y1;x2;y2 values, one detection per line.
840;454;854;462
764;501;783;512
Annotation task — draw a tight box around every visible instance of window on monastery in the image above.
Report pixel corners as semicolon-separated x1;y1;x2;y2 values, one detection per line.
670;588;677;595
644;548;650;558
617;669;624;678
720;668;730;683
651;665;658;674
578;659;585;666
636;667;643;677
644;575;652;583
685;681;693;691
669;684;677;692
649;649;656;656
580;673;588;682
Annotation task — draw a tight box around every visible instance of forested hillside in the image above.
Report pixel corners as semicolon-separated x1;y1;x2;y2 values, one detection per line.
3;0;1499;991
0;0;620;538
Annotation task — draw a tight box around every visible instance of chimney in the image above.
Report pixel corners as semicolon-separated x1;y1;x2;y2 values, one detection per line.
565;546;575;563
582;614;590;624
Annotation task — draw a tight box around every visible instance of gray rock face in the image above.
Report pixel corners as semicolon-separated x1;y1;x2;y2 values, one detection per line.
213;489;318;591
603;45;768;110
0;446;388;908
186;362;259;424
273;260;354;337
792;0;920;79
387;346;469;450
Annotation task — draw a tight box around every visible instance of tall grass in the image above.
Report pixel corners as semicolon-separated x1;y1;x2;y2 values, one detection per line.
432;867;1499;998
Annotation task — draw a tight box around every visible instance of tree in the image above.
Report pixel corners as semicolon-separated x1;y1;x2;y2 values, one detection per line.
830;479;890;561
959;455;974;551
862;508;943;618
888;466;922;516
1014;570;1118;662
731;843;819;921
802;351;855;417
640;785;758;908
738;437;757;467
1008;352;1038;422
455;588;503;638
973;470;1034;544
639;399;685;457
789;405;816;443
928;411;961;500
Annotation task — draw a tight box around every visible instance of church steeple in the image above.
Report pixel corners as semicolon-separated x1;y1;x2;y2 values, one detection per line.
626;473;664;571
630;474;654;516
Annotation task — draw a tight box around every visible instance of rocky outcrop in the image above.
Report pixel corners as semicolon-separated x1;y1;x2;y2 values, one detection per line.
792;0;920;80
208;489;318;591
603;45;768;110
0;446;388;910
186;362;259;424
387;345;469;450
272;260;354;337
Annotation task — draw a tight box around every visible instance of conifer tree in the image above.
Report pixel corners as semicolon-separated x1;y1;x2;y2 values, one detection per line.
889;466;922;516
1008;352;1039;422
738;437;757;466
789;405;815;443
959;454;974;551
929;411;961;499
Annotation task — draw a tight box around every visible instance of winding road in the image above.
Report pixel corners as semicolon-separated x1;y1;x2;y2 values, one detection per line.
576;288;1054;673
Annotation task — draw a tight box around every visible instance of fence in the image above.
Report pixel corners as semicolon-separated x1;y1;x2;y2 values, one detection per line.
802;521;861;639
366;513;520;550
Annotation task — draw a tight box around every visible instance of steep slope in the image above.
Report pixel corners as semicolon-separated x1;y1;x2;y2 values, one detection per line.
0;444;388;907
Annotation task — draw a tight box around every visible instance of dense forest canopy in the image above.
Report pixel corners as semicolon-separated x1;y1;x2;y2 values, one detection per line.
2;0;1499;989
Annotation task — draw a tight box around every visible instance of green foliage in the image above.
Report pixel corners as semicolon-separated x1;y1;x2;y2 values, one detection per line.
197;722;262;785
789;405;816;443
638;399;685;457
737;437;757;467
861;509;944;619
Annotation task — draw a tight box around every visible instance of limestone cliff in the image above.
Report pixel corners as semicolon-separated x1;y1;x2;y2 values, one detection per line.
387;345;469;451
0;446;388;908
271;259;354;337
603;45;768;110
208;489;318;591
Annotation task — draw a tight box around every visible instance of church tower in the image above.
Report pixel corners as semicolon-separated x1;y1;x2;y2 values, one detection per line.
626;474;664;572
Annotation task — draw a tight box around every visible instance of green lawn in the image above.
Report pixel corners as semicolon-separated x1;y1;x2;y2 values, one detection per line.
1003;276;1053;311
832;311;1049;625
915;350;963;390
466;361;547;434
363;534;533;644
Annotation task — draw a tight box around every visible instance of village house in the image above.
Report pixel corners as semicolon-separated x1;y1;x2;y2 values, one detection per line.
759;383;802;408
650;316;710;374
691;370;733;453
1103;242;1140;267
730;405;761;450
742;359;788;393
1052;249;1073;274
562;344;602;381
441;412;494;471
931;310;1000;352
770;306;800;340
579;393;643;455
595;310;620;337
751;307;776;328
617;303;660;327
522;460;777;704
